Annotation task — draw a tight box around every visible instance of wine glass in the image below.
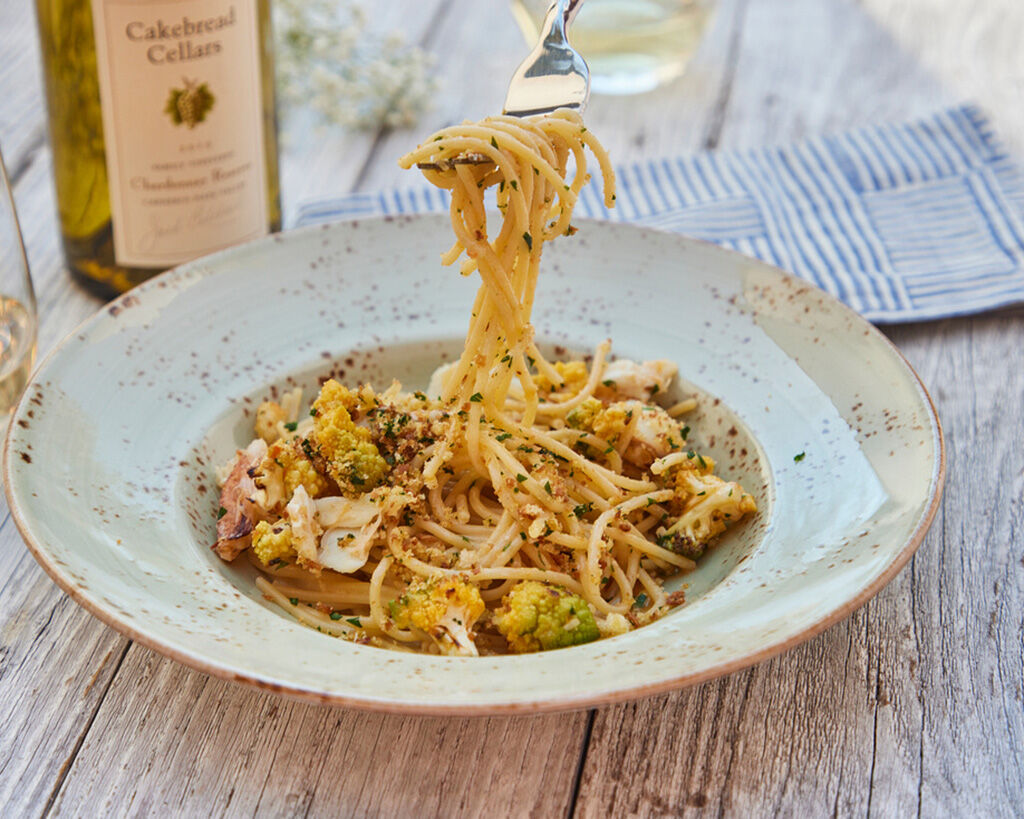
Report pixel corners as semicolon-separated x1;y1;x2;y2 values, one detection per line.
0;144;38;422
510;0;717;95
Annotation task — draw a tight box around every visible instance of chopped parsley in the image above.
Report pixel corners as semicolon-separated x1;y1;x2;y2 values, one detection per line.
289;597;299;606
794;452;806;462
496;432;513;442
516;474;528;483
301;439;317;461
469;392;483;403
346;617;362;628
523;232;533;250
216;506;227;520
544;481;552;494
633;593;648;609
329;611;343;621
284;421;298;432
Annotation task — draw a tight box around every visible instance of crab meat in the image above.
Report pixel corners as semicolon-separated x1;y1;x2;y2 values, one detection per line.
622;402;685;468
251;458;285;513
314;496;384;574
601;359;677;401
212;438;268;560
316;496;380;528
286;485;322;565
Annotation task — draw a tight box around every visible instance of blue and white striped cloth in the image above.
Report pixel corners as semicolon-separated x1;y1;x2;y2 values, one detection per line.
296;105;1024;323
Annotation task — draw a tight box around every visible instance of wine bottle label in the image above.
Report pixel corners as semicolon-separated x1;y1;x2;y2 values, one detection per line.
90;0;269;267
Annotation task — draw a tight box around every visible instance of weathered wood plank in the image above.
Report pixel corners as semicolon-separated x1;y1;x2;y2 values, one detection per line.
0;0;46;178
711;0;949;147
858;0;1024;156
888;317;1024;815
574;0;1024;815
0;508;130;816
48;643;589;818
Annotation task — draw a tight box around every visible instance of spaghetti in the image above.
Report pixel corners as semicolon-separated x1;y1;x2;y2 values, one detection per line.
213;111;757;655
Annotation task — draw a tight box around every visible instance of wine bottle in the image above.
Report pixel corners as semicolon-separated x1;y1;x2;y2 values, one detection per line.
35;0;281;295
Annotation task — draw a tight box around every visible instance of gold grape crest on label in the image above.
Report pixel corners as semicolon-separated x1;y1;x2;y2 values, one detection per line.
165;78;215;128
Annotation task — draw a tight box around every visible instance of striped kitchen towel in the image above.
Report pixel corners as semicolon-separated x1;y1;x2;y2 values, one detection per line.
296;105;1024;323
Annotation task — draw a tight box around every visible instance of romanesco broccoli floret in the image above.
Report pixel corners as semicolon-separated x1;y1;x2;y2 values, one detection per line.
274;440;329;497
251;520;295;565
566;397;603;430
308;380;389;496
388;576;485;656
493;581;600;653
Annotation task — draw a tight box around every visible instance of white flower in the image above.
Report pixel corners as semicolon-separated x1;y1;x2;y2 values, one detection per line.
274;0;436;132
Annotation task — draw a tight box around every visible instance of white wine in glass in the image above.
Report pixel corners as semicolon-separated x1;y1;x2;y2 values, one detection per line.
0;146;37;419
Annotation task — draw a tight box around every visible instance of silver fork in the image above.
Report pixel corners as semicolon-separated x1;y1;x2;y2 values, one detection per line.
418;0;589;170
503;0;589;117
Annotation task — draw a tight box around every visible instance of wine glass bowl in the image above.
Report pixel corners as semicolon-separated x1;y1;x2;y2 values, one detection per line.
0;145;38;422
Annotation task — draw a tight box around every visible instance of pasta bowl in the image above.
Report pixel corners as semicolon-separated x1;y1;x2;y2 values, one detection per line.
3;215;943;713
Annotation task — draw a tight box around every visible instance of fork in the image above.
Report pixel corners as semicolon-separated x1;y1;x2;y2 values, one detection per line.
417;0;589;170
503;0;589;117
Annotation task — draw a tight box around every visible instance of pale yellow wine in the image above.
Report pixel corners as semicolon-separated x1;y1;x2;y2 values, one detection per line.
0;297;36;417
36;0;281;295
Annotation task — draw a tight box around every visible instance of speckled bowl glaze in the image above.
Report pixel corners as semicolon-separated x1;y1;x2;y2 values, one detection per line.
3;215;944;714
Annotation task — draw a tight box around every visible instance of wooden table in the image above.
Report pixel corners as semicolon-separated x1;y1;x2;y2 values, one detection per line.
2;0;1022;815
